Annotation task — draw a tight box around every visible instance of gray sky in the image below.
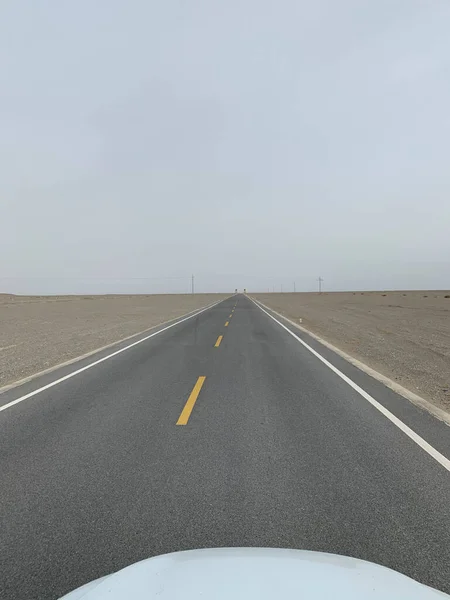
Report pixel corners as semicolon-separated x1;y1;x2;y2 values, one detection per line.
1;0;450;294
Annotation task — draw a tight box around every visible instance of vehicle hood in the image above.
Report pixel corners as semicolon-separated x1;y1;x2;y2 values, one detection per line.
61;547;448;599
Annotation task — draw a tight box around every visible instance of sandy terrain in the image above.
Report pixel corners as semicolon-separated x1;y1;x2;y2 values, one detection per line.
0;294;229;389
252;291;450;414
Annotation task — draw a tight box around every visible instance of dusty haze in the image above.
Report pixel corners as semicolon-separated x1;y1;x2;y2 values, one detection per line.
1;1;450;294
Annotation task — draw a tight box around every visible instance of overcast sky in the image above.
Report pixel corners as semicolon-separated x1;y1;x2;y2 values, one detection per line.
1;1;450;294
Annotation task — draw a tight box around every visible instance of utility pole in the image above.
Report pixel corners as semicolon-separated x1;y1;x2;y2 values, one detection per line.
191;274;194;294
318;276;323;294
294;281;296;293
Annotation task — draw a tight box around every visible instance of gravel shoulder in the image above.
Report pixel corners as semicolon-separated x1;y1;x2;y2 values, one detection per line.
0;294;229;389
252;291;450;415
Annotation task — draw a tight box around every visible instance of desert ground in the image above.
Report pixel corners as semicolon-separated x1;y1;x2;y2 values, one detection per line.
0;293;229;389
2;290;449;415
252;291;450;414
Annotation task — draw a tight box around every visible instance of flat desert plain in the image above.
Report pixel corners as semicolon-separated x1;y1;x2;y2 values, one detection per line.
253;291;450;414
0;293;229;389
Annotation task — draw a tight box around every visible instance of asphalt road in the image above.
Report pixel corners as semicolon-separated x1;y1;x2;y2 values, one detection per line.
1;295;450;599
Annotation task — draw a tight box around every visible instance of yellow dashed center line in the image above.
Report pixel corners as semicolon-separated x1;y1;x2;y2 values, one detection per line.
177;303;237;427
176;376;206;425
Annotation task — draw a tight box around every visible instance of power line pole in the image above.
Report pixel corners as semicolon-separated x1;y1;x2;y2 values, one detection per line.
318;276;323;294
191;274;194;294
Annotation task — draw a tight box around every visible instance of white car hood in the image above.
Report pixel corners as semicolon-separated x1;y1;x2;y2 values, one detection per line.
61;547;448;599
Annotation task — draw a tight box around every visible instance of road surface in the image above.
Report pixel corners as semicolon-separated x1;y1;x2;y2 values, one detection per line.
1;295;449;599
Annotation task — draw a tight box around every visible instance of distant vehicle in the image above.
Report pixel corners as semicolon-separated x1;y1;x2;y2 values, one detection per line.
244;288;247;293
60;548;447;599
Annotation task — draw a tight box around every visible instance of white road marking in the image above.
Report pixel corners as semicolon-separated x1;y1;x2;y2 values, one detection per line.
250;298;450;473
0;299;226;414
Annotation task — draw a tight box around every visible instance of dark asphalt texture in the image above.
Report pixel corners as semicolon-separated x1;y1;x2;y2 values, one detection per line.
1;295;449;599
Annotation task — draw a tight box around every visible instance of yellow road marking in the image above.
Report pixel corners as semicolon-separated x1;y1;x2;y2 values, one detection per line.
176;376;206;425
225;321;229;326
229;314;232;318
214;335;223;347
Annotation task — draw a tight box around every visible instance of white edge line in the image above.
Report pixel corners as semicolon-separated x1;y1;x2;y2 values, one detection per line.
0;298;226;414
251;299;450;427
0;300;228;395
250;297;450;473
